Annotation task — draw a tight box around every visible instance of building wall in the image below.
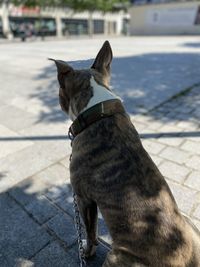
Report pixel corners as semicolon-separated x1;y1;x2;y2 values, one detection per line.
129;1;200;35
0;4;128;37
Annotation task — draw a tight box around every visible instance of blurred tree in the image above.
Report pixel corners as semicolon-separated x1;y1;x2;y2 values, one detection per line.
64;0;129;36
5;0;128;38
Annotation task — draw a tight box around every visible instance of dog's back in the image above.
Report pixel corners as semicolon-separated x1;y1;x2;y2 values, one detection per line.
70;113;200;267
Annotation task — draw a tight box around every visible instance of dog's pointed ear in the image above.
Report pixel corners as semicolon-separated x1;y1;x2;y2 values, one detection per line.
48;58;74;74
91;41;113;74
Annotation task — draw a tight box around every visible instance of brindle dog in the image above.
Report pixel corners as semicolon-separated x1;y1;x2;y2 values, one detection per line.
51;41;200;267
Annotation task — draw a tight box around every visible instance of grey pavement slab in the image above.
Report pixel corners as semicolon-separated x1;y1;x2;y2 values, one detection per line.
159;160;190;183
0;37;200;266
166;180;198;216
184;171;200;191
29;240;109;267
0;124;33;159
25;195;59;224
46;213;77;247
185;155;200;171
30;241;79;267
0;193;51;267
0;144;53;193
9;175;52;206
0;105;37;132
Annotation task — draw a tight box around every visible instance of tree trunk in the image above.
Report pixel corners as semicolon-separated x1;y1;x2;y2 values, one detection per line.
56;14;63;38
103;15;108;35
2;1;13;39
88;11;94;37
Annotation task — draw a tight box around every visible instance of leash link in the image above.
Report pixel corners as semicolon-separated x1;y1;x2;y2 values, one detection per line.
73;192;86;267
68;127;86;267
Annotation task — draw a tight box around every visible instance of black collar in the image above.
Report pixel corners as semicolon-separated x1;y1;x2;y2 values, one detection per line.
68;99;125;140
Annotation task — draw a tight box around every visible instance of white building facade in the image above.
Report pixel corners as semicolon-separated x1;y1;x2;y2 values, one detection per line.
129;1;200;35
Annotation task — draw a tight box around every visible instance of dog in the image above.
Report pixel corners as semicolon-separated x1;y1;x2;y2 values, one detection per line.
51;41;200;267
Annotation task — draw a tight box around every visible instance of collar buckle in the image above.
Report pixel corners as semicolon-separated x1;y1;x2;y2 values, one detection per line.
68;127;74;141
100;102;105;117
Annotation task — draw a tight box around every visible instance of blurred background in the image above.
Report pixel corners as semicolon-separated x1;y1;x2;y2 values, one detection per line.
0;1;200;267
0;0;200;40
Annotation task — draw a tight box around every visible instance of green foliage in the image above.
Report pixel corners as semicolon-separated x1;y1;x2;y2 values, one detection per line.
12;0;61;7
12;0;129;11
65;0;129;12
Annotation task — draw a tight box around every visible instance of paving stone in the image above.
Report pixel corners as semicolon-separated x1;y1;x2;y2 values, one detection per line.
0;193;51;267
0;145;53;193
159;146;190;164
34;163;70;187
180;126;200;143
149;155;163;166
14;258;34;267
191;218;200;231
0;105;37;132
174;105;194;114
193;204;200;220
185;155;200;171
176;120;198;130
157;135;184;147
86;242;109;267
19;120;71;140
30;241;79;267
59;155;71;168
159;161;190;183
133;114;150;125
174;113;191;122
70;242;109;267
142;139;165;155
146;120;164;131
45;183;73;202
9;176;50;206
10;95;52;117
54;190;74;218
46;213;76;247
139;127;158;136
184;171;200;191
0;124;33;159
191;107;200;117
19;121;72;163
130;119;147;132
159;124;182;133
29;141;71;164
181;140;200;155
167;180;198;215
25;195;58;224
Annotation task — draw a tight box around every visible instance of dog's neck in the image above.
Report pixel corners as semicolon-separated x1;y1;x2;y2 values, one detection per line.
69;76;120;121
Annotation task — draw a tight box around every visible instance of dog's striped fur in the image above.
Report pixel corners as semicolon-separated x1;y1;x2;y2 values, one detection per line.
52;41;200;267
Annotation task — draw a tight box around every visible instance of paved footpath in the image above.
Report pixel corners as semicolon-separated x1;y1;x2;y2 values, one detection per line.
0;37;200;266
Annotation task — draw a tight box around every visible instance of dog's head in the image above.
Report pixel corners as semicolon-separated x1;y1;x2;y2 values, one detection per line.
50;41;113;119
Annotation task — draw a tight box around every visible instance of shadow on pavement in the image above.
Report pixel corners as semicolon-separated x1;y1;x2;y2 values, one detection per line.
0;131;200;142
0;172;6;181
0;178;110;267
182;42;200;48
31;52;200;124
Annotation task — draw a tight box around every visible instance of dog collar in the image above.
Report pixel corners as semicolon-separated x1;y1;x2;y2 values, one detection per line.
68;99;125;139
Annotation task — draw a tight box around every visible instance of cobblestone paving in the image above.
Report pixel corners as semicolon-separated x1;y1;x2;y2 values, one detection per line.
1;84;199;267
132;85;200;227
0;37;200;266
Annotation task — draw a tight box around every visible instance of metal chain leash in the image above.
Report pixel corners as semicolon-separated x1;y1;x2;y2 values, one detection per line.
73;192;86;267
68;128;86;267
